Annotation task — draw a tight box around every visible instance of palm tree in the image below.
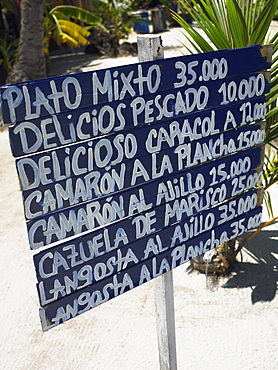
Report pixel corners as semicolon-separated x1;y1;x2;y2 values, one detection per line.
7;0;46;83
5;1;102;84
171;0;278;274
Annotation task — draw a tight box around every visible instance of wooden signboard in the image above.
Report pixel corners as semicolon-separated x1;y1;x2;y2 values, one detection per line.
0;44;271;332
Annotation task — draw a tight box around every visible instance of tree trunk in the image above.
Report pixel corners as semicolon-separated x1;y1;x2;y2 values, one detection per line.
7;0;46;83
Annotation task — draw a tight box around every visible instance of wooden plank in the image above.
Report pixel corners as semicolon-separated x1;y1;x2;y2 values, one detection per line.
33;187;263;306
1;45;271;125
8;72;269;157
38;205;263;331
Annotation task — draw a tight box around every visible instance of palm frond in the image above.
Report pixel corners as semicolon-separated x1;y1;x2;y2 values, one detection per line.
226;0;248;47
170;10;214;53
249;0;278;45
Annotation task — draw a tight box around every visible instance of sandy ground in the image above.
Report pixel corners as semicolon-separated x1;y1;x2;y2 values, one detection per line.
0;25;278;370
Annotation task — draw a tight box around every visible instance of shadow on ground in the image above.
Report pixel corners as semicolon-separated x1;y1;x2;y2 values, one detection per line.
48;52;101;77
223;226;278;304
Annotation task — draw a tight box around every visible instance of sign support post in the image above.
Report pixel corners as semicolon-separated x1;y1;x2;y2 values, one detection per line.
153;272;177;370
137;34;178;370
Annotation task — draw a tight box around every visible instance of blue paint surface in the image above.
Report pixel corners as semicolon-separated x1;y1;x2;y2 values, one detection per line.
0;45;270;330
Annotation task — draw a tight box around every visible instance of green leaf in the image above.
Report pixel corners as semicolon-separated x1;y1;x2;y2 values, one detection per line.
249;0;278;45
171;10;215;52
226;0;248;48
50;13;63;37
210;0;230;39
50;5;101;25
172;2;231;51
51;10;68;21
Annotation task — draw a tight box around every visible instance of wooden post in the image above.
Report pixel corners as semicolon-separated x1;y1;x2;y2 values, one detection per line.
137;35;164;62
137;34;178;370
153;272;178;370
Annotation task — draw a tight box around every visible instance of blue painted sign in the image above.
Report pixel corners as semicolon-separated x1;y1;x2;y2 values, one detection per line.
20;119;265;215
8;82;267;157
34;187;263;306
0;45;270;331
1;45;270;124
39;205;262;330
24;143;264;232
25;124;264;249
